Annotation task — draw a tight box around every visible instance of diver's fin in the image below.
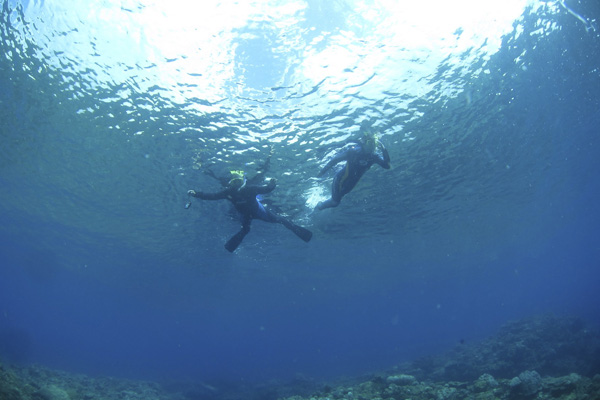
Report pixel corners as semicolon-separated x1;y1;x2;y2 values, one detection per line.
224;230;247;252
290;224;313;242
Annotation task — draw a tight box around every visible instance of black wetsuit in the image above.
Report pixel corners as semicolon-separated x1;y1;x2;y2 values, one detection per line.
317;141;391;210
189;179;312;252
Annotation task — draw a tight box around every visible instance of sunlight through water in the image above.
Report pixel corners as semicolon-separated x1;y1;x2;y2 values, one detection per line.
2;0;576;265
14;0;545;116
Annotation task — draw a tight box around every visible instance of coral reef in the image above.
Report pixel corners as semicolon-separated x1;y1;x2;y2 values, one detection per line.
280;314;600;400
407;314;600;381
1;314;599;400
0;363;169;400
282;372;600;400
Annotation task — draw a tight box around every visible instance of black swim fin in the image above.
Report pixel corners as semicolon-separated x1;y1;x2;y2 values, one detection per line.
224;230;247;252
290;224;312;242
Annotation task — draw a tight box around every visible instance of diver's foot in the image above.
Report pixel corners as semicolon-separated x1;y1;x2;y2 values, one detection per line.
290;225;312;242
316;199;338;210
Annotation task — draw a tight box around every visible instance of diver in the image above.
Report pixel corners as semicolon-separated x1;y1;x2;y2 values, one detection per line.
188;170;313;252
316;130;391;210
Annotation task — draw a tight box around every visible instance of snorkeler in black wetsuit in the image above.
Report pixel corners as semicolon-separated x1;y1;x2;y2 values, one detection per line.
188;171;312;252
316;131;391;210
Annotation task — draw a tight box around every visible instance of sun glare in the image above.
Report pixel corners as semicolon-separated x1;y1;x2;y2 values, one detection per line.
21;0;542;108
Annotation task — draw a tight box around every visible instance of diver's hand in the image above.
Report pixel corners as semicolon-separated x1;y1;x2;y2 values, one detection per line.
187;190;197;196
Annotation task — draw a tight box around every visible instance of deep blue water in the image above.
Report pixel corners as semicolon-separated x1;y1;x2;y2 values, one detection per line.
1;0;599;386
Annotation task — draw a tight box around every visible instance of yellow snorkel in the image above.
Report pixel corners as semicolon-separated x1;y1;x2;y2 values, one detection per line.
228;170;246;189
362;130;379;153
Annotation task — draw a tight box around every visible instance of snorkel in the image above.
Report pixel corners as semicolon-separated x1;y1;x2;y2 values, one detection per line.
362;130;379;154
229;170;247;191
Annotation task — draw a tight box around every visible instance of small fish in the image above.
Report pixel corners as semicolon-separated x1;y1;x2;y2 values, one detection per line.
184;202;191;209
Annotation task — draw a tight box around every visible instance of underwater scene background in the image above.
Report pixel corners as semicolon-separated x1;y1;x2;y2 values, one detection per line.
1;0;599;397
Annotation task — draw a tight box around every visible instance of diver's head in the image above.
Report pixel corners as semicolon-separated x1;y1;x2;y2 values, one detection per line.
228;170;246;189
362;130;379;153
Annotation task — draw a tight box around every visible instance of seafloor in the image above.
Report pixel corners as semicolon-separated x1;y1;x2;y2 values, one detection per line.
1;314;600;400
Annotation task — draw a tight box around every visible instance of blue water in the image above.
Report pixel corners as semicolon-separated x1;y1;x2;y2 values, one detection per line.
1;0;599;386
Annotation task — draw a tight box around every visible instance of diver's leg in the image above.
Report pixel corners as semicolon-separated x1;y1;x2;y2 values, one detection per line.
225;215;251;252
272;212;312;242
316;198;339;210
259;206;312;242
316;172;343;210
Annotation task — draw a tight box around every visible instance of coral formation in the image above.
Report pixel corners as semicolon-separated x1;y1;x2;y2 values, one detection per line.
1;314;599;400
408;314;600;382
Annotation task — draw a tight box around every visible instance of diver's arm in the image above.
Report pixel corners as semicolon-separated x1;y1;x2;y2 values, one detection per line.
317;151;348;177
376;143;391;169
250;178;277;196
203;168;229;186
248;148;273;185
187;189;228;200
